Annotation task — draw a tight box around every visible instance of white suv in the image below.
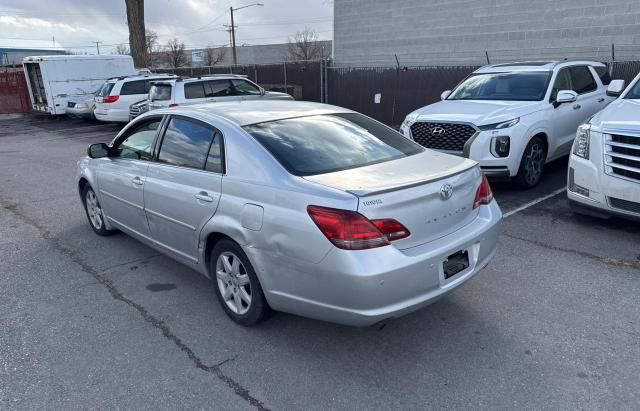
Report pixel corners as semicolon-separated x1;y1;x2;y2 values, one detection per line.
568;74;640;221
400;61;615;187
94;74;177;122
147;75;293;110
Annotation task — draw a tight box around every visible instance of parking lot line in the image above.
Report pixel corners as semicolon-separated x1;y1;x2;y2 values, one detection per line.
503;187;566;218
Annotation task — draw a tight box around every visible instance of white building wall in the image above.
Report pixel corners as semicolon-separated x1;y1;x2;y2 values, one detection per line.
333;0;640;66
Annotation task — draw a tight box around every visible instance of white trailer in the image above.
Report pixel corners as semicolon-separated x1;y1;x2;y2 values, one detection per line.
22;55;137;115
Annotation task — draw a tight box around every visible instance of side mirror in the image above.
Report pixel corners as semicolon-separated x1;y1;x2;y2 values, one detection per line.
259;87;266;96
88;143;109;159
440;90;451;100
555;90;578;104
606;79;626;97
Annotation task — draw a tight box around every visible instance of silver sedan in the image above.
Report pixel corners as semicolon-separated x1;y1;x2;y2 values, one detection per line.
76;101;502;326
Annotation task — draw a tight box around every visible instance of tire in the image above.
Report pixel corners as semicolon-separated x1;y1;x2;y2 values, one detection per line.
210;239;270;326
81;184;114;236
514;136;546;188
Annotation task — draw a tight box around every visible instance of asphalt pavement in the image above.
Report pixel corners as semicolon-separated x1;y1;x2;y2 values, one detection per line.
1;115;639;410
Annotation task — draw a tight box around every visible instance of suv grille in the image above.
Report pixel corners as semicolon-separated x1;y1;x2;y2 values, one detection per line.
410;122;476;152
608;197;640;214
605;133;640;182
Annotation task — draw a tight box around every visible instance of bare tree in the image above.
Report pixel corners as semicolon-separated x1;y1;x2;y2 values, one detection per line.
166;38;186;68
125;0;147;67
114;43;130;55
204;47;227;66
287;28;323;61
145;29;159;66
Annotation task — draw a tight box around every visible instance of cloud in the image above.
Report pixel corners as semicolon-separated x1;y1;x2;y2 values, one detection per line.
0;0;333;54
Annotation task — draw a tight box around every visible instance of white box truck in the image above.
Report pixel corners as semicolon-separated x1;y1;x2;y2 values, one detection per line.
22;55;137;115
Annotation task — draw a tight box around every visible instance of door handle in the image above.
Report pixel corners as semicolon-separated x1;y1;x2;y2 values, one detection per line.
194;191;214;202
132;176;143;186
573;104;581;110
597;97;605;103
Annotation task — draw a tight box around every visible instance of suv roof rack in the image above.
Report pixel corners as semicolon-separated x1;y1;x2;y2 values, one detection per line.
195;73;249;79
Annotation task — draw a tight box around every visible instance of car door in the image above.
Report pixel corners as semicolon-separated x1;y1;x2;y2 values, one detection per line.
230;79;263;101
143;115;224;263
204;79;239;103
548;67;587;156
96;116;163;238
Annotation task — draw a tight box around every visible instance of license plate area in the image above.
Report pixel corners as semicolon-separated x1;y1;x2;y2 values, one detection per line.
443;250;469;279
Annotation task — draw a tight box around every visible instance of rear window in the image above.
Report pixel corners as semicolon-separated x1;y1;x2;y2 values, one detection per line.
569;66;597;94
98;82;115;97
243;113;423;176
149;84;172;101
120;80;146;95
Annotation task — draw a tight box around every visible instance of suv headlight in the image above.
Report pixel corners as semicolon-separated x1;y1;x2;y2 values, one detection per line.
573;124;591;159
399;114;419;136
478;118;520;131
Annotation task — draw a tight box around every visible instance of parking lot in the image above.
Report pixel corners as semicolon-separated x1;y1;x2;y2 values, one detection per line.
1;114;639;409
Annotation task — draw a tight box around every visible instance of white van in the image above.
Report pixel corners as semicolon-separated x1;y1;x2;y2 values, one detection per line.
22;55;136;115
94;74;177;122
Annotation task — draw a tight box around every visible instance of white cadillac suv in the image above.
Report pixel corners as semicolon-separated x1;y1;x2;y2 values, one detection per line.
400;61;616;187
568;74;640;221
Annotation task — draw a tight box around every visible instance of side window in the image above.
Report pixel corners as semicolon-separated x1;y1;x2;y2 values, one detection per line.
113;119;161;161
231;79;261;95
205;132;224;173
569;66;597;94
205;80;233;97
184;82;206;99
551;68;572;101
120;80;146;95
593;66;611;86
157;117;218;169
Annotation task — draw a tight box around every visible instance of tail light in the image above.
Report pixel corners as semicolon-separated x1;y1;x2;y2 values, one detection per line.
169;103;179;108
307;206;409;250
102;95;119;103
473;173;493;209
372;219;411;241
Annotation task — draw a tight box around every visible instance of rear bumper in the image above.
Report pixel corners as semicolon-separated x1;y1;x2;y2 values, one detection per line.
247;200;502;326
94;107;129;122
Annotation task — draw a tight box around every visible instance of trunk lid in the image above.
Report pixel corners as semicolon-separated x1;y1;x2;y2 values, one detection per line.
304;150;481;249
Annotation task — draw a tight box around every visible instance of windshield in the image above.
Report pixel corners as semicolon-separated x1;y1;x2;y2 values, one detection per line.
97;82;115;97
149;84;172;101
243;113;423;176
448;71;552;101
624;79;640;99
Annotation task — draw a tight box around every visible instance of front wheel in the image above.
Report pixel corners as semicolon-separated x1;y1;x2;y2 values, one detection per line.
514;136;546;188
82;184;114;236
211;239;270;326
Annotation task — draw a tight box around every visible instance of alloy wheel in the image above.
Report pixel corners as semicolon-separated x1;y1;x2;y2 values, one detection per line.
216;251;252;315
85;190;103;230
524;142;544;186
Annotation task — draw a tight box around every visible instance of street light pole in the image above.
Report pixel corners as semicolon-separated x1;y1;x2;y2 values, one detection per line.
229;3;263;66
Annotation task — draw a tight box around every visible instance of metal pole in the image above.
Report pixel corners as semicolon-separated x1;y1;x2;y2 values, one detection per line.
485;51;490;64
324;58;329;103
94;41;102;55
230;7;237;65
254;64;258;83
319;59;324;103
283;61;287;94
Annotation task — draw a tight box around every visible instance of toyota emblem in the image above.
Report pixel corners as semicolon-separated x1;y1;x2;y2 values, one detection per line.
431;126;446;136
440;184;453;200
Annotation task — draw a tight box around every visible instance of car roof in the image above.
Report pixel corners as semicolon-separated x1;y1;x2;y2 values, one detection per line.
154;74;250;86
105;74;177;83
475;60;606;73
151;100;355;126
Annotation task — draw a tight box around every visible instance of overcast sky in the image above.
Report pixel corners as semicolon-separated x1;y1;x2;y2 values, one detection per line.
0;0;333;53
